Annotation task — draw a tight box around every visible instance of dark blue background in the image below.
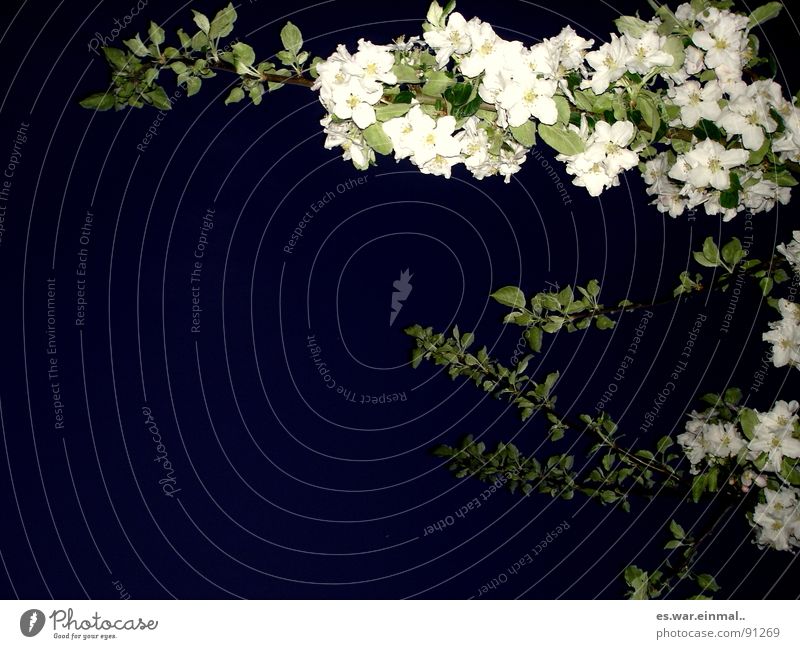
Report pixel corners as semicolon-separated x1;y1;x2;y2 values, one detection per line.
0;0;798;599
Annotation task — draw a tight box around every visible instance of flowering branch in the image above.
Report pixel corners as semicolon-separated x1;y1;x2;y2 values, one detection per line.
81;0;799;218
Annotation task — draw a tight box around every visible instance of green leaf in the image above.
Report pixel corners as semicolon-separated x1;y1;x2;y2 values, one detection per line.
749;2;783;28
249;84;264;105
185;76;202;96
721;238;744;266
102;47;128;70
232;42;256;74
148;21;165;47
554;95;571;124
209;3;237;40
748;136;771;165
637;95;660;142
696;573;720;592
444;82;472;106
670;519;686;540
525;327;543;353
694;119;722;141
509;120;537;147
375;103;412;121
491;286;527;309
79;92;115;111
702;237;720;265
192;10;210;34
538;123;585;155
146;87;172;110
124;35;150;57
572;89;595;112
392;64;419;84
691;473;707;503
770;169;798;187
614;15;650;38
363;123;393;155
224;86;245;105
280;21;303;55
663;37;686;73
693;251;717;268
739;408;758;440
781;457;800;486
719;188;739;209
595;315;615;330
759;276;774;296
421;71;454;96
191;30;209;51
664;540;682;549
177;29;192;50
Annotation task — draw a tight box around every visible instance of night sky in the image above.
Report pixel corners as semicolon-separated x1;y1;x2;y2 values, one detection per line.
0;0;798;600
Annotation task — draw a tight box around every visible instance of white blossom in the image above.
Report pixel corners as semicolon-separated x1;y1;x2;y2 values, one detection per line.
748;400;800;472
777;231;800;271
582;34;630;95
623;29;673;75
762;300;800;370
423;12;471;69
677;411;745;472
667;80;722;128
558;119;638;197
668;139;748;191
691;10;748;70
751;486;800;551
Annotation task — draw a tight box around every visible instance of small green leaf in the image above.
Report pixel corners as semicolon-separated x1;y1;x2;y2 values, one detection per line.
749;2;783;28
192;10;210;34
421;71;454;96
693;251;717;268
224;86;245;105
124;35;150;57
721;238;744;266
739;408;759;439
491;286;527;309
102;47;128;70
525;326;543;353
185;76;202;96
146;87;172;110
79;93;115;111
663;36;686;73
554;95;571;124
232;42;256;74
696;573;720;592
691;473;707;503
375;103;412;121
702;237;720;265
363;123;393;155
538;123;585;155
280;21;303;55
509;120;537;147
177;29;192;50
595;315;615;330
148;22;165;47
209;3;237;40
670;519;686;540
444;82;472;106
391;64;419;84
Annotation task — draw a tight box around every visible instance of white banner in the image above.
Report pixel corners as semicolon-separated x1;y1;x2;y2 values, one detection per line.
0;600;798;647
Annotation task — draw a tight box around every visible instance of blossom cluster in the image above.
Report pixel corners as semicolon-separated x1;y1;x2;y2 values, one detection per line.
762;232;800;371
677;399;800;550
311;0;798;218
